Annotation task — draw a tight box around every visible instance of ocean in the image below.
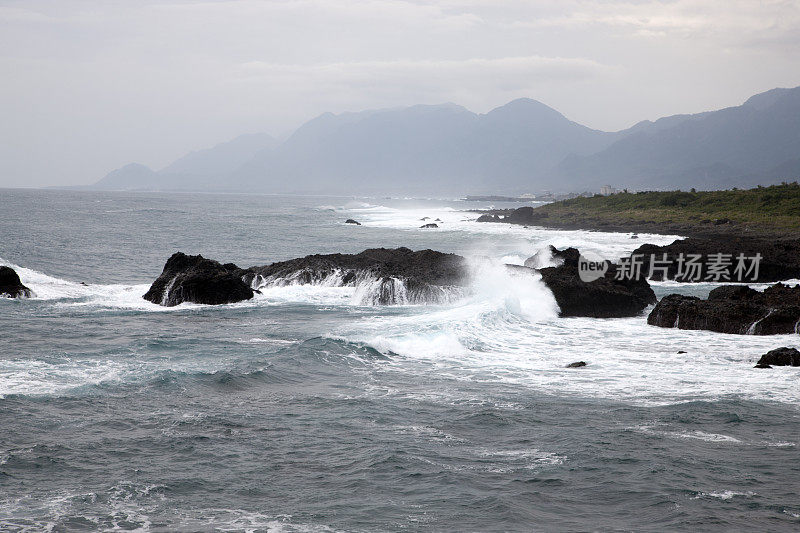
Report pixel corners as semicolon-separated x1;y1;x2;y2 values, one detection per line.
1;188;799;531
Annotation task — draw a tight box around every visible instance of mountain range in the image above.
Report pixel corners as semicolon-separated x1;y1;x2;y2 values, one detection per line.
92;86;800;195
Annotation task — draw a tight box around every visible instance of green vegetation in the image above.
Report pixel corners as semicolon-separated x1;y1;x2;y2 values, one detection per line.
533;183;800;234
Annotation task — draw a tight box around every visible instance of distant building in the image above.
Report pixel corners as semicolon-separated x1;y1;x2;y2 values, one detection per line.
600;185;617;196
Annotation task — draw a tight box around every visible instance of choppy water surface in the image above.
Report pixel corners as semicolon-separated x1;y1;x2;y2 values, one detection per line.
1;189;799;531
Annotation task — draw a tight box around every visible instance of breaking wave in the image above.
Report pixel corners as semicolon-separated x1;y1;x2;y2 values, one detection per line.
248;268;467;306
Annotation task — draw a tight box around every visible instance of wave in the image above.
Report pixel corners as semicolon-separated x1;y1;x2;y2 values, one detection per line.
324;256;800;405
0;486;329;533
693;490;756;500
632;425;742;443
249;268;466;306
0;336;390;399
339;257;561;358
339;200;681;264
0;258;171;311
1;257;466;310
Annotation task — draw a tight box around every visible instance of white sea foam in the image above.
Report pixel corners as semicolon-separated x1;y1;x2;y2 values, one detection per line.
633;426;742;443
340;200;680;260
252;268;466;306
0;359;126;398
4;201;800;406
0;489;328;533
694;490;756;500
0;256;174;311
325;258;799;405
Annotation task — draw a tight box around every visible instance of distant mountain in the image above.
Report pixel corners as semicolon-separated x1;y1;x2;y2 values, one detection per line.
92;87;800;194
556;87;800;190
93;163;160;190
94;132;276;191
161;132;277;177
232;99;621;195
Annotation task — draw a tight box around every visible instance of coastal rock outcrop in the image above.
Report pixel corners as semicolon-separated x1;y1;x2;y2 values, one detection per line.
754;347;800;368
537;246;657;318
143;253;255;306
629;237;800;283
476;206;547;225
345;219;361;225
647;284;800;335
243;247;468;305
145;248;468;307
420;223;438;228
0;266;32;298
144;246;658;315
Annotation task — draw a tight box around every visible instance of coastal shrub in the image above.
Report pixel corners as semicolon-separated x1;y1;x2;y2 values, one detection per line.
531;183;800;231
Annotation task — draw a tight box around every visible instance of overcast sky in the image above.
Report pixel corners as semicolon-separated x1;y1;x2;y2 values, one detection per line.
1;0;799;187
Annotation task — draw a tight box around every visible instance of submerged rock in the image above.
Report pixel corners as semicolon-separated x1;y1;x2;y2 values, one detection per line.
754;347;800;368
0;266;31;298
537;247;656;318
420;223;438;228
647;283;800;335
143;253;254;307
566;361;587;368
345;219;361;225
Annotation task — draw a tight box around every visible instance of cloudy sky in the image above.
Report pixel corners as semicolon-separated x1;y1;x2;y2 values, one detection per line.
1;0;799;187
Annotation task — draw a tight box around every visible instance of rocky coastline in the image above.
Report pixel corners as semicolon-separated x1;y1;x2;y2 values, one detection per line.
142;246;658;317
647;284;800;335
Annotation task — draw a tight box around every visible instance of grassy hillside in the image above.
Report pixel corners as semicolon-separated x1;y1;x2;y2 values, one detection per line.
531;183;800;235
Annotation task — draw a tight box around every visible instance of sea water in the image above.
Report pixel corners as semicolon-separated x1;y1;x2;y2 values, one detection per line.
1;189;799;531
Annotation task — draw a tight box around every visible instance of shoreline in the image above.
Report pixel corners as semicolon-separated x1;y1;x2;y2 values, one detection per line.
468;208;800;241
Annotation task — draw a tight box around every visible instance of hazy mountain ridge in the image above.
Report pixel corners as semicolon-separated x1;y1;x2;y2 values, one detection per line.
93;86;800;193
556;87;800;190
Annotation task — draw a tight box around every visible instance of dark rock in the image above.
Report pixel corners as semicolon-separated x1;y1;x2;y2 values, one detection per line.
420;223;439;228
631;234;639;239
243;247;469;305
628;237;800;282
420;217;430;221
502;206;548;225
566;361;587;368
345;219;361;225
677;350;687;354
475;206;549;225
143;253;254;307
648;283;800;335
537;247;657;318
0;266;32;298
755;347;800;367
144;245;657;315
